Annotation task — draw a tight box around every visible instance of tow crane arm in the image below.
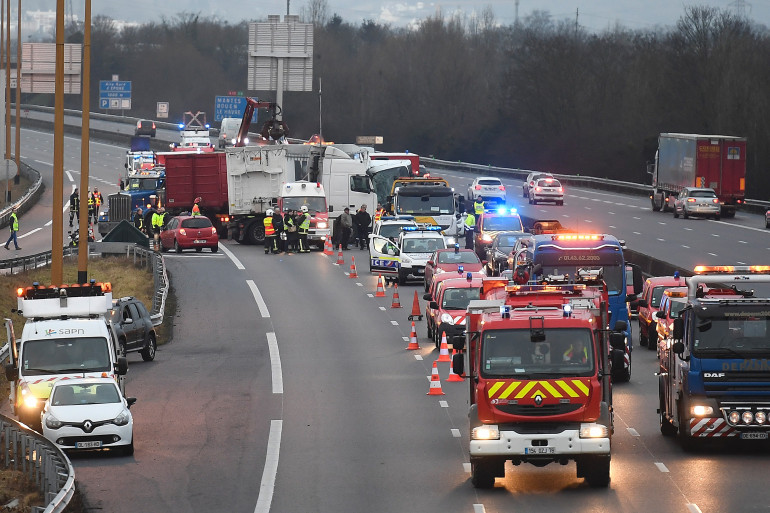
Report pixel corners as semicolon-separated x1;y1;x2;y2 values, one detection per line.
234;98;290;146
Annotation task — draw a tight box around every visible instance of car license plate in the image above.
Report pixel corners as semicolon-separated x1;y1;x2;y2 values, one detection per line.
525;446;554;455
740;432;768;440
415;269;424;275
194;239;206;244
76;440;102;449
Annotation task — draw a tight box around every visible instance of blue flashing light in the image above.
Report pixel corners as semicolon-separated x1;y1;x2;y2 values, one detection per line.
454;243;460;253
458;265;464;274
509;208;517;214
674;271;680;279
466;272;473;282
205;123;211;129
496;207;506;215
177;123;185;130
563;304;572;317
402;226;417;232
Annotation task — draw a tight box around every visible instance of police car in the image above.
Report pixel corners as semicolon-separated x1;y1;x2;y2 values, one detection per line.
369;226;447;284
370;216;418;243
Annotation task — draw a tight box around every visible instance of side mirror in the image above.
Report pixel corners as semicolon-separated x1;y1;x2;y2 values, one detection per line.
626;293;637;303
123;317;134;324
126;397;137;408
116;357;128;376
452;352;464;376
610;332;626;351
427;260;434;266
672;341;685;354
613;320;628;332
452;336;465;351
636;299;648;308
673;318;684;339
5;363;18;382
328;206;334;213
429;301;439;310
655;311;666;319
423;293;432;301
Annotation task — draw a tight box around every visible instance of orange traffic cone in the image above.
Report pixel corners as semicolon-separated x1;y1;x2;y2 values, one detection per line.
323;238;333;255
427;360;445;395
406;321;420;350
391;284;402;308
437;332;451;362
336;245;344;265
447;349;464;382
349;257;358;278
375;274;386;297
408;290;423;321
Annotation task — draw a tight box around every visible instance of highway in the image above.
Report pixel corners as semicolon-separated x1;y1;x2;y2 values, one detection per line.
9;129;770;513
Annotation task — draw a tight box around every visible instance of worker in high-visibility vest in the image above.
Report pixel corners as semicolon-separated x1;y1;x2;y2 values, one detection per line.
464;211;475;250
92;188;103;223
563;340;588;363
474;196;485;216
298;205;311;253
192;197;202;216
264;209;278;254
151;207;164;250
374;203;385;223
87;188;95;224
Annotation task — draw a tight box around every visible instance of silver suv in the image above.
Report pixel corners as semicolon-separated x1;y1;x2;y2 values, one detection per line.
107;297;157;361
673;187;720;220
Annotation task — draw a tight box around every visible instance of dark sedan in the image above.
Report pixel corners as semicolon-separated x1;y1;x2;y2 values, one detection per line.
484;231;529;276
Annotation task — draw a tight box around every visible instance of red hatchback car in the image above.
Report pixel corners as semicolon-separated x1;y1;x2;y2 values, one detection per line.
423;247;483;292
160;215;219;253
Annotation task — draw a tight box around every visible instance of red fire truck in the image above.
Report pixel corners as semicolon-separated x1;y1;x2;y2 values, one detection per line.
453;272;626;488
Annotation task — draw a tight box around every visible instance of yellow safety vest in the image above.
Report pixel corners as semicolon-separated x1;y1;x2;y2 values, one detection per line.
264;217;275;236
474;201;484;215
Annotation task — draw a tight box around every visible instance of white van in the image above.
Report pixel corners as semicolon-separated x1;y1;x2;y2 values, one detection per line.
219;117;242;148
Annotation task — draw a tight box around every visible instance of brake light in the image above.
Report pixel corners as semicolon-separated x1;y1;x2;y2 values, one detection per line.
180;228;187;236
535;187;541;192
687;198;696;203
712;199;719;204
211;227;217;236
475;185;481;190
558;187;563;192
152;122;156;129
498;185;505;191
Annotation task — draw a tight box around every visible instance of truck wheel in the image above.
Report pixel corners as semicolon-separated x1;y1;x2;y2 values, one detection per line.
246;221;265;245
651;195;660;212
673;208;679;218
677;402;696;451
141;334;157;362
582;456;610;487
648;324;657;351
638;323;648;347
470;460;497;489
398;269;408;285
714;214;720;221
611;350;630;382
659;384;676;436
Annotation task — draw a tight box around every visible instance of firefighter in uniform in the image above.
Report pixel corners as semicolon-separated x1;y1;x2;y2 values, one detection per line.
263;209;278;254
68;188;79;227
298;205;311;253
474;196;485;216
284;209;297;252
374;204;385;223
192;197;202;216
563;339;588;363
464;211;475;250
92;188;103;223
86;188;95;224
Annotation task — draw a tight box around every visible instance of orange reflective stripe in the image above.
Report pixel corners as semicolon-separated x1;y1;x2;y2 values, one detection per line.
263;217;275;236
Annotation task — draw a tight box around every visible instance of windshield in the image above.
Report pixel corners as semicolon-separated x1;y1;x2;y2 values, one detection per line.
52;383;120;406
481;328;594;377
282;197;327;214
670;300;686;318
181;218;213;229
403;238;445;253
380;223;414;239
478;179;501;186
690;190;716;198
396;194;454;215
693;316;770;356
21;337;111;375
651;286;667;308
441;287;480;309
437;252;479;264
539;265;623;294
370;167;409;206
128;178;159;190
484;217;523;231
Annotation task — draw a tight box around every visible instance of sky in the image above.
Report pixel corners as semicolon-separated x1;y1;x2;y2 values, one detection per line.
24;1;770;32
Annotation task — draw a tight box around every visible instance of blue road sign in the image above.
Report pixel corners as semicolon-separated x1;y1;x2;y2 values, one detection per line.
99;80;131;99
214;96;258;122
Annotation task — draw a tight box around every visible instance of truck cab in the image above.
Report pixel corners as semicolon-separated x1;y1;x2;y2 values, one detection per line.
4;282;127;430
459;276;624;488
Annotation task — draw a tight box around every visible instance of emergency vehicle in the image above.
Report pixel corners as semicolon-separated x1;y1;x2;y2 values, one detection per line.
454;272;625;488
473;207;523;260
658;265;770;449
277;181;330;248
369;226;446;284
635;273;687;350
653;287;688;358
387;176;463;246
4;282;127;430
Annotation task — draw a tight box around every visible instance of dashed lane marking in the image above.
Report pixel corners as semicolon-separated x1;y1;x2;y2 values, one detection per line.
686;504;703;513
379;306;386;311
253;419;282;513
266;333;283;394
247;280;270;318
414;355;423;361
439;401;449;408
451;429;461;437
627;428;640;437
218;243;245;269
473;505;486;513
655;462;669;473
390;320;399;325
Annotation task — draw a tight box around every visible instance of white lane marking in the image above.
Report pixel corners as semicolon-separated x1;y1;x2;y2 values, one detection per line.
379;306;386;311
633;216;641;220
708;252;717;256
473;505;486;513
686;504;703;513
19;227;42;238
633;231;641;235
414;355;423;361
463;463;472;473
737;261;746;265
402;336;409;342
607;212;615;215
655;462;669;473
266;332;283;394
627;427;640;437
439;400;449;408
609;225;616;229
63;201;69;214
739;240;747;244
218;242;245;269
584;219;592;223
657;238;665;242
253;419;282;513
367;293;374;298
34;159;52;166
65;170;74;182
390;320;398;325
658;222;666;225
684;227;693;231
162;254;225;259
45;220;53;226
451;429;461;437
356;282;363;287
711;234;720;237
682;245;690;249
247;280;270;318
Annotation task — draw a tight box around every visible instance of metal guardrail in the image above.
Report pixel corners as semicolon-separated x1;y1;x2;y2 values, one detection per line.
0;415;75;513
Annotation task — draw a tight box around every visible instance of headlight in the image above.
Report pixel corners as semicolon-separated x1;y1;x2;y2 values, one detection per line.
482;234;493;242
21;385;38;409
579;423;609;438
742;411;754;424
113;409;131;426
441;313;454;324
401;256;412;264
691;405;714;416
756;411;767;424
316;222;328;229
729;411;741;424
44;414;62;430
471;425;500;440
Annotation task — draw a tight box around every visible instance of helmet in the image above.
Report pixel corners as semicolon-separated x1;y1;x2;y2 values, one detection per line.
194;197;202;204
266;209;274;216
301;205;309;213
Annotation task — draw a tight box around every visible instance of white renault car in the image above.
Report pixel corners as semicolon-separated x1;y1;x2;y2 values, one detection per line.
370;226;446;284
467;177;506;204
41;377;136;456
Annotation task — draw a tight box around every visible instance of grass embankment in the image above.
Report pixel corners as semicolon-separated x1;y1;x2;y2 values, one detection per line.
0;256;174;513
